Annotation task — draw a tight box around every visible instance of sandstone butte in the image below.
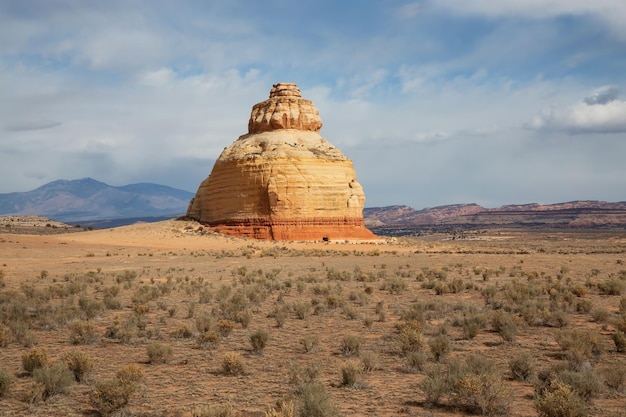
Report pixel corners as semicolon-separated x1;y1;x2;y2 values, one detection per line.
186;82;376;241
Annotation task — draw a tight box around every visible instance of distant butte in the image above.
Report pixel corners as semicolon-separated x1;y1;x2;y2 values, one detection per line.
186;82;376;241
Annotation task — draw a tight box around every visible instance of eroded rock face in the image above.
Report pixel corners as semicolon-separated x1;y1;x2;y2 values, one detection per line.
187;83;375;240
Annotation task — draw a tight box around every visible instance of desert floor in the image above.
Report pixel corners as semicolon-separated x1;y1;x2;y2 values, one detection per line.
1;220;626;416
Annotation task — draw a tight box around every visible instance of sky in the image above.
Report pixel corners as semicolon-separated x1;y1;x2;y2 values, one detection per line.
1;0;626;209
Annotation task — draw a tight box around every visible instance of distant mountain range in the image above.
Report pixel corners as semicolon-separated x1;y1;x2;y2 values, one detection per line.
0;178;194;224
364;201;626;234
2;178;625;232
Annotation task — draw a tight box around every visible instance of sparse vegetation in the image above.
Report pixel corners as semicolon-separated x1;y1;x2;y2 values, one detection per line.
1;224;625;416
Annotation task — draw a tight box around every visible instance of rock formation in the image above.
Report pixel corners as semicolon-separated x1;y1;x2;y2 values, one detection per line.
187;82;376;240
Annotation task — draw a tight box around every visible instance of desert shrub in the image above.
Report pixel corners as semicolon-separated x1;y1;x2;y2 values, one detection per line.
191;403;234;417
116;364;144;385
194;314;213;333
300;335;319;353
197;330;221;349
398;321;423;353
69;320;99;344
22;347;49;374
90;378;137;416
103;294;122;310
33;361;74;399
170;324;193;339
556;368;603;401
491;310;518;343
542;309;569;328
217;320;235;337
555;329;603;368
461;314;487;339
104;315;135;344
509;351;535;381
382;277;407;294
250;328;269;353
419;364;449;407
0;323;11;347
0;369;12;397
535;381;587;417
420;355;508;415
289;362;321;390
612;330;626;353
360;351;381;372
296;383;340;417
271;305;289;328
405;351;428;372
603;363;626;392
265;400;294;417
64;350;93;382
597;279;625;295
341;334;362;356
428;334;451;362
590;308;609;323
221;352;244;375
293;301;311;320
78;296;103;319
341;360;364;388
146;343;173;364
455;373;511;416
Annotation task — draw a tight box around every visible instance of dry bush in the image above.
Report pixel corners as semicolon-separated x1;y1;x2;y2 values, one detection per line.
64;350;93;382
68;320;99;344
428;334;451;362
555;329;603;368
341;360;365;388
0;369;12;397
250;328;269;353
265;400;294;417
197;330;221;349
535;380;588;417
289;362;321;391
597;279;625;296
170;324;193;339
146;343;173;364
192;402;234;417
33;361;74;400
22;347;49;374
612;331;626;353
221;352;244;375
491;310;518;343
296;383;340;417
602;363;626;392
116;364;144;385
509;351;535;381
360;351;381;372
405;351;428;373
90;378;137;416
420;354;509;416
0;323;11;347
340;334;362;356
398;321;423;353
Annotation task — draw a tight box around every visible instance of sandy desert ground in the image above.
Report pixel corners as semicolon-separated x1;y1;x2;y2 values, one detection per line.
1;219;626;416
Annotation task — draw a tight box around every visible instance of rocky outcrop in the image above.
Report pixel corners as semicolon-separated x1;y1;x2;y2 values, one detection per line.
187;83;375;240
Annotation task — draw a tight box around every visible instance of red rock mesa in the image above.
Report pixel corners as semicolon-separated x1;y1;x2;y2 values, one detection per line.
186;82;376;240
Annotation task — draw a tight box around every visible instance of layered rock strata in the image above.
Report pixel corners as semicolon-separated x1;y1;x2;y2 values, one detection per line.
187;82;375;240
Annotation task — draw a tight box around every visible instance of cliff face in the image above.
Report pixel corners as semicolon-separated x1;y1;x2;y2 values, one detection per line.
187;83;375;240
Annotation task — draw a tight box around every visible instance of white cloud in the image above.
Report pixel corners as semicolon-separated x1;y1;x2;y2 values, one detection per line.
435;0;626;39
529;86;626;134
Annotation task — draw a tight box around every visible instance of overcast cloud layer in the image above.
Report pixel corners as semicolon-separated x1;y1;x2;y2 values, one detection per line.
1;0;625;209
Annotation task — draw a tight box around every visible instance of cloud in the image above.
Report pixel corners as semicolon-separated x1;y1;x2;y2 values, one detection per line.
4;119;62;132
434;0;626;40
584;85;619;105
529;86;626;134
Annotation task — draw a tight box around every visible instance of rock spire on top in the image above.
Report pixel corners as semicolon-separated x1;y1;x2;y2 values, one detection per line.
247;82;323;134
